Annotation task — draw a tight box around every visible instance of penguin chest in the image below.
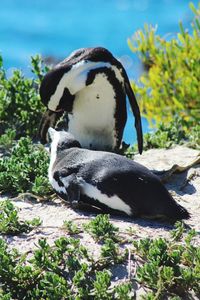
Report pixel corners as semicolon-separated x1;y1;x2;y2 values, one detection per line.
68;74;117;150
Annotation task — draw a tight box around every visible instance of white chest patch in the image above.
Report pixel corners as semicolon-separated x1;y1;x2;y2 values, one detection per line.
48;60;123;111
48;131;59;179
81;181;132;216
48;130;65;193
47;60;125;149
68;73;117;149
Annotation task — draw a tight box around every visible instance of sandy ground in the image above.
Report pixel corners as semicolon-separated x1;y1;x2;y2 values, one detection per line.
0;145;199;298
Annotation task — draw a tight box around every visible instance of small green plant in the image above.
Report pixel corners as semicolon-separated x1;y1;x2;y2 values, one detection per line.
128;2;200;129
84;214;119;242
0;129;16;149
31;54;50;83
126;226;137;236
143;120;200;150
92;270;112;300
133;222;200;298
0;137;52;196
62;220;81;235
186;124;200;149
0;54;48;139
126;118;200;151
100;238;126;264
0;220;199;298
0;199;41;234
114;282;134;299
0;290;11;300
0;236;128;299
170;221;186;241
143;117;186;149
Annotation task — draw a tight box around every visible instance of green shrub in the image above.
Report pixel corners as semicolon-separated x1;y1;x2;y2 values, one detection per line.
114;282;134;300
0;236;130;299
126;118;200;152
186;123;200;148
62;220;81;235
0;137;52;196
0;218;199;299
84;214;119;242
133;222;200;298
0;199;41;235
92;270;112;300
128;2;200;128
142;117;200;150
0;55;48;139
0;129;16;149
100;238;127;264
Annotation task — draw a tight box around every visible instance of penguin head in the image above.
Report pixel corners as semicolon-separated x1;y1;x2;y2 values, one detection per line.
40;68;66;110
39;67;75;144
48;128;81;154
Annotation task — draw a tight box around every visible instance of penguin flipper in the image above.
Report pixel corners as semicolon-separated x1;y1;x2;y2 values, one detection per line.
59;173;81;208
79;194;131;216
125;81;143;154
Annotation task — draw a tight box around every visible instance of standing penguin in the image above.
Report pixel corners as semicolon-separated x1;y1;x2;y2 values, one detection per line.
39;47;143;153
48;128;190;221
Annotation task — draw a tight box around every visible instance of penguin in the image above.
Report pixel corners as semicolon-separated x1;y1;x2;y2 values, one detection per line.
48;127;190;221
39;47;143;153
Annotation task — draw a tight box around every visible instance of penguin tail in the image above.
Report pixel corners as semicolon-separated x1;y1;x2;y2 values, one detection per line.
152;186;191;221
170;203;190;220
155;184;191;221
166;199;190;221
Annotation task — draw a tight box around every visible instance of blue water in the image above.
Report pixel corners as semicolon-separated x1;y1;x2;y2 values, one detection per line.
0;0;197;145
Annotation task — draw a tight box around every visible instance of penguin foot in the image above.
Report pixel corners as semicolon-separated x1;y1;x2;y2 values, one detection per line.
71;199;79;209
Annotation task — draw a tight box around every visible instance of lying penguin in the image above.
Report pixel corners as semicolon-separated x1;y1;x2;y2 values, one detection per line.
48;128;190;221
39;47;143;153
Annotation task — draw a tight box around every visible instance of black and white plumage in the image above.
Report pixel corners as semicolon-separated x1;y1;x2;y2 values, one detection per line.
39;47;143;153
48;128;190;221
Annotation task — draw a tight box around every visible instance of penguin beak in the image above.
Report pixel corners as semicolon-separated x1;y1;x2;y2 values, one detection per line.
38;109;64;144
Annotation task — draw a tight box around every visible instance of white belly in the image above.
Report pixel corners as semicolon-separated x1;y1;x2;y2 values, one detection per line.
81;181;132;216
68;73;117;150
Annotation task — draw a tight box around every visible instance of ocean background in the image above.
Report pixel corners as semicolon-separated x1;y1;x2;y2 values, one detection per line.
0;0;198;145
